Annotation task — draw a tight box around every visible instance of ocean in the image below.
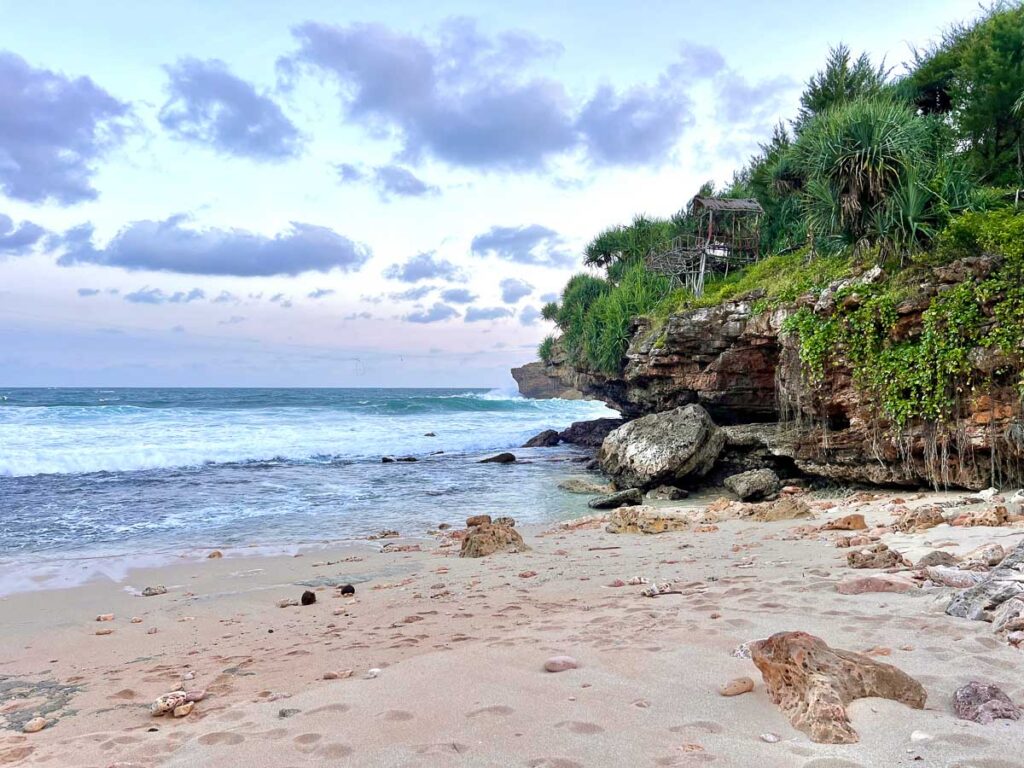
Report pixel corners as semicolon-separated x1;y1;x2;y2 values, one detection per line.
0;388;617;594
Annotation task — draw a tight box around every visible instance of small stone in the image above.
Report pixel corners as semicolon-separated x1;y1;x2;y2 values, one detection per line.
323;670;354;680
518;570;538;579
300;590;316;606
23;717;47;733
96;613;114;622
365;668;382;679
277;598;299;608
147;627;158;634
130;617;143;623
910;730;933;743
339;584;355;596
759;733;780;743
181;670;194;681
151;691;187;716
953;681;1021;724
544;655;578;673
278;708;300;718
836;573;918;595
207;550;223;559
466;514;492;527
95;628;114;636
172;702;194;718
141;585;167;597
184;689;206;702
718;677;755;696
493;516;516;527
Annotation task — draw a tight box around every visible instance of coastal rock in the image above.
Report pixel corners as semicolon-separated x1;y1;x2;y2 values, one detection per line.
22;717;47;733
152;691;187;716
460;523;529;558
752;497;813;522
466;515;492;527
821;514;868;531
750;631;926;743
511;361;584;400
846;543;911;569
558;477;614;495
396;456;418;463
836;573;918;594
953;682;1021;724
724;468;780;501
301;590;316;606
339;584;355;596
952;506;1009;527
962;543;1005;568
718;677;755;696
926;566;986;589
893;505;945;532
646;485;689;501
207;550;223;559
172;702;194;718
587;488;642;510
523;429;560;448
493;516;516;527
480;452;516;464
947;539;1024;622
597;405;724;490
558;418;626;447
141;585;167;597
544;655;578;672
915;550;959;568
606;505;691;534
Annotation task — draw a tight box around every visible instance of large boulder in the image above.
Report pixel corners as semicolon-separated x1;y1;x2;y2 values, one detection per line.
724;468;780;501
947;539;1024;622
606;505;692;535
460;523;529;558
750;631;926;744
558;418;626;447
522;429;560;448
587;488;642;510
597;405;724;490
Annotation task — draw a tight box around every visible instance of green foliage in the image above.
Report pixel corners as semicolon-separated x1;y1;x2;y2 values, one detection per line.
538;335;556;363
540;302;559;322
796;44;891;129
583;214;681;276
556;273;610;361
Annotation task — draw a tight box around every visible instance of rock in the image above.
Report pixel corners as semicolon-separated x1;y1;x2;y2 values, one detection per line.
836;573;918;594
365;668;381;679
424;432;436;437
893;505;946;532
479;452;516;464
759;733;780;743
460;522;529;558
141;585;167;597
750;631;926;743
518;570;537;579
207;550;223;559
724;469;780;501
646;485;689;501
606;505;691;534
821;514;868;531
953;682;1021;724
597;405;724;490
910;730;933;743
544;655;578;672
381;456;395;463
511;361;585;400
277;598;299;608
466;514;492;527
558;477;614;495
846;543;911;569
587;488;643;510
147;627;158;634
172;702;194;718
96;613;114;622
718;677;755;696
947;539;1024;622
301;590;316;606
753;497;814;522
962;543;1005;568
523;429;560;448
915;551;959;568
369;529;399;539
926;566;986;589
558;418;626;447
992;595;1024;635
323;670;353;680
339;584;355;596
953;506;1009;527
130;616;142;623
22;717;47;733
494;516;516;527
152;691;187;716
279;708;300;718
396;456;418;463
184;689;206;702
95;628;114;636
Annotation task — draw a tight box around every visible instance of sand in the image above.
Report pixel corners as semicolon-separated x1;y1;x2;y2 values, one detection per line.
1;490;1023;767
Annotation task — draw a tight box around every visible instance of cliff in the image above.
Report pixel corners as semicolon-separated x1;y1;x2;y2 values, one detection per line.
518;257;1024;490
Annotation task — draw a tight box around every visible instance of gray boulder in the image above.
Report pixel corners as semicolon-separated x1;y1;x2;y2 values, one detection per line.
587;488;643;510
646;485;689;501
523;429;560;448
597;405;724;490
947;539;1024;622
480;452;516;464
724;468;780;501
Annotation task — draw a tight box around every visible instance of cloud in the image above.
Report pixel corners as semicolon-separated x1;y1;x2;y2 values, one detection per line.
344;310;373;320
212;290;238;303
124;286;205;304
499;277;533;303
540;292;558;303
440;287;476;304
0;213;46;256
389;285;434;301
519;305;542;326
55;215;370;276
374;164;438;199
404;302;459;323
159;58;301;160
0;52;129;204
715;71;796;125
471;224;573;268
77;287;101;297
307;288;335;299
384;251;463;282
465;305;513;322
335;162;365;182
676;42;728;78
218;315;246;325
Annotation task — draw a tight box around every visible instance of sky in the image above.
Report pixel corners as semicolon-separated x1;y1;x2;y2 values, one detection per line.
0;0;983;388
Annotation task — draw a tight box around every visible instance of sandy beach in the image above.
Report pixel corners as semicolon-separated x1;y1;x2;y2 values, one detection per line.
2;489;1022;767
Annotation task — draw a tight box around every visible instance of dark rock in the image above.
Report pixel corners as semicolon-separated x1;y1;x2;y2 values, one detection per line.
953;681;1021;724
437;523;451;530
278;708;301;718
396;456;418;463
646;485;689;501
381;456;395;463
339;584;355;596
947;539;1024;622
424;432;436;437
466;514;492;527
587;488;643;510
584;459;600;471
480;452;516;464
558;418;626;448
300;590;316;606
915;550;959;568
523;429;561;448
724;468;780;501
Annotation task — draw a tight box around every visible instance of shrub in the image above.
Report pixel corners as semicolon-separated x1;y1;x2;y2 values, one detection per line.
538;335;556;363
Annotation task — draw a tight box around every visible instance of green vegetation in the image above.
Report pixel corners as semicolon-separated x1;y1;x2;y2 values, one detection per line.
540;3;1024;432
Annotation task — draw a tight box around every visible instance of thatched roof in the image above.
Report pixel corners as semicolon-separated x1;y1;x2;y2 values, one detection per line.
691;196;763;214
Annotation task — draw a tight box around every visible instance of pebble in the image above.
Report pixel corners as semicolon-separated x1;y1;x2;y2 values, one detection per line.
760;733;780;743
181;671;194;681
340;584;355;596
323;670;353;680
95;628;114;636
141;585;167;597
172;702;194;718
718;677;755;696
518;571;538;579
185;689;206;702
300;590;316;606
365;668;382;679
277;598;299;608
23;717;47;733
279;708;301;718
96;613;114;622
544;655;578;673
207;550;223;559
147;627;159;634
151;691;187;716
910;730;933;743
130;617;143;624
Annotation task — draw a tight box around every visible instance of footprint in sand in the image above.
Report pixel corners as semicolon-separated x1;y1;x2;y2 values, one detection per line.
553;721;603;735
197;732;245;746
800;759;867;768
306;703;351;716
467;705;514;718
668;721;724;735
383;710;415;722
293;733;323;753
525;759;583;768
318;743;354;758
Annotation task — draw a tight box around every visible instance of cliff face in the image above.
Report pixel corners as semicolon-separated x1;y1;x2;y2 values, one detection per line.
511;361;585;400
521;258;1024;490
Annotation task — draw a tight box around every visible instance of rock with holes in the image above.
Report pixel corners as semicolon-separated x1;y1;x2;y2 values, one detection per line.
152;691;187;716
459;523;529;558
846;543;911;569
750;631;926;743
821;514;868;531
893;505;945;532
753;497;814;522
606;505;691;535
587;488;643;510
724;469;780;501
915;550;959;568
953;682;1021;724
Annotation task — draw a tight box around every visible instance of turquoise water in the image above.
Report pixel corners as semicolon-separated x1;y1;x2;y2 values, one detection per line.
0;388;616;589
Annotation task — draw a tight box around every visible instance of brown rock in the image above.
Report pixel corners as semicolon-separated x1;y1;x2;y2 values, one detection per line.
750;631;926;743
821;514;867;531
846;543;910;569
953;681;1021;724
96;613;114;622
606;505;691;534
207;550;223;559
172;702;194;718
893;505;945;533
460;523;529;558
753;497;813;522
22;717;47;733
466;515;492;527
836;573;918;595
915;550;959;568
718;677;755;696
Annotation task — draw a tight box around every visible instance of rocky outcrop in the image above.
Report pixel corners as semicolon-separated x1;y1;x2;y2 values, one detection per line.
460;522;529;558
587;488;642;509
597;405;724;490
523;429;560;447
511;361;584;400
606;505;692;534
558;418;625;447
947;539;1024;622
750;631;927;744
724;468;780;500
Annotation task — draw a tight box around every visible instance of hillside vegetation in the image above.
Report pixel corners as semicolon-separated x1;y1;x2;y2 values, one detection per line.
540;3;1024;430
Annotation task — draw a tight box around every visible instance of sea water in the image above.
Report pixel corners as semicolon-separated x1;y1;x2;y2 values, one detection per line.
0;388;617;593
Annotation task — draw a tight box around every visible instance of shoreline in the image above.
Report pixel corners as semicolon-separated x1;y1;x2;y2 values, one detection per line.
2;488;1022;766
